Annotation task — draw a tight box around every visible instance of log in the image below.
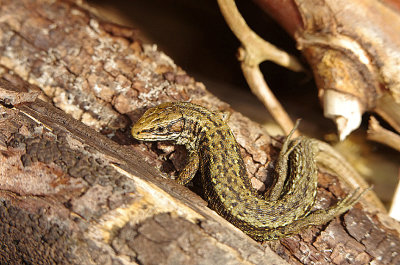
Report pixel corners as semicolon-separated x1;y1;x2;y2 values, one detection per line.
0;0;399;264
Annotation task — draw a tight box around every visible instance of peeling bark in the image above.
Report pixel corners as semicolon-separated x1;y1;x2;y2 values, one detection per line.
254;0;400;140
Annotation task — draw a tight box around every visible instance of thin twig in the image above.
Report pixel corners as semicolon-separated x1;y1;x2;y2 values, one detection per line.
217;0;303;135
367;116;400;152
239;50;299;136
217;0;302;70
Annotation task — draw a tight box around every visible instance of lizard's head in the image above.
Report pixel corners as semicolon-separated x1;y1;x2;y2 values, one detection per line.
131;102;185;142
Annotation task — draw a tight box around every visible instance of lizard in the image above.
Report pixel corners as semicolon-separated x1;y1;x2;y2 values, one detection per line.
131;101;367;241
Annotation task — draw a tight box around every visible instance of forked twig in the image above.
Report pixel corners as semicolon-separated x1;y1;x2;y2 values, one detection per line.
367;116;400;152
217;0;303;135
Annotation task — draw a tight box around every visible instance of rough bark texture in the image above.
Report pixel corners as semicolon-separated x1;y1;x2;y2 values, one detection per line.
0;0;399;265
254;0;400;139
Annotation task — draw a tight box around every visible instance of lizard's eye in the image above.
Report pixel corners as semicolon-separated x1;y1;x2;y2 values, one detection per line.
156;127;164;133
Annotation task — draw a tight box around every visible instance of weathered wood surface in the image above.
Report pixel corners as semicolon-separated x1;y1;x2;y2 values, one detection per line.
0;0;399;264
254;0;400;141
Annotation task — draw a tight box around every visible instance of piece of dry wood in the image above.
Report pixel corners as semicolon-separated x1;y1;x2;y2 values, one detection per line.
217;0;303;137
0;0;399;264
254;0;400;143
1;77;286;264
367;116;400;153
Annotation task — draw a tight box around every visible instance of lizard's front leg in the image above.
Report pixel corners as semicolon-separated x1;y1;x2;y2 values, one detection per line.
176;152;200;185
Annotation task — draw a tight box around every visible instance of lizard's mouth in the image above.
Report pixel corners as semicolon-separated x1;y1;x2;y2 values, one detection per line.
131;126;152;140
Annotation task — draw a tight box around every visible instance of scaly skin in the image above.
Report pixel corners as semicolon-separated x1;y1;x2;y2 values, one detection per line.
131;102;365;241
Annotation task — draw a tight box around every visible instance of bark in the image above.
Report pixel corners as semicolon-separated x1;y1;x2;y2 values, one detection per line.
254;0;400;141
0;1;399;265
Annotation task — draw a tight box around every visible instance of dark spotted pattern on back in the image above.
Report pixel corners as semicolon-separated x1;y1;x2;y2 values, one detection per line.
131;102;365;241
